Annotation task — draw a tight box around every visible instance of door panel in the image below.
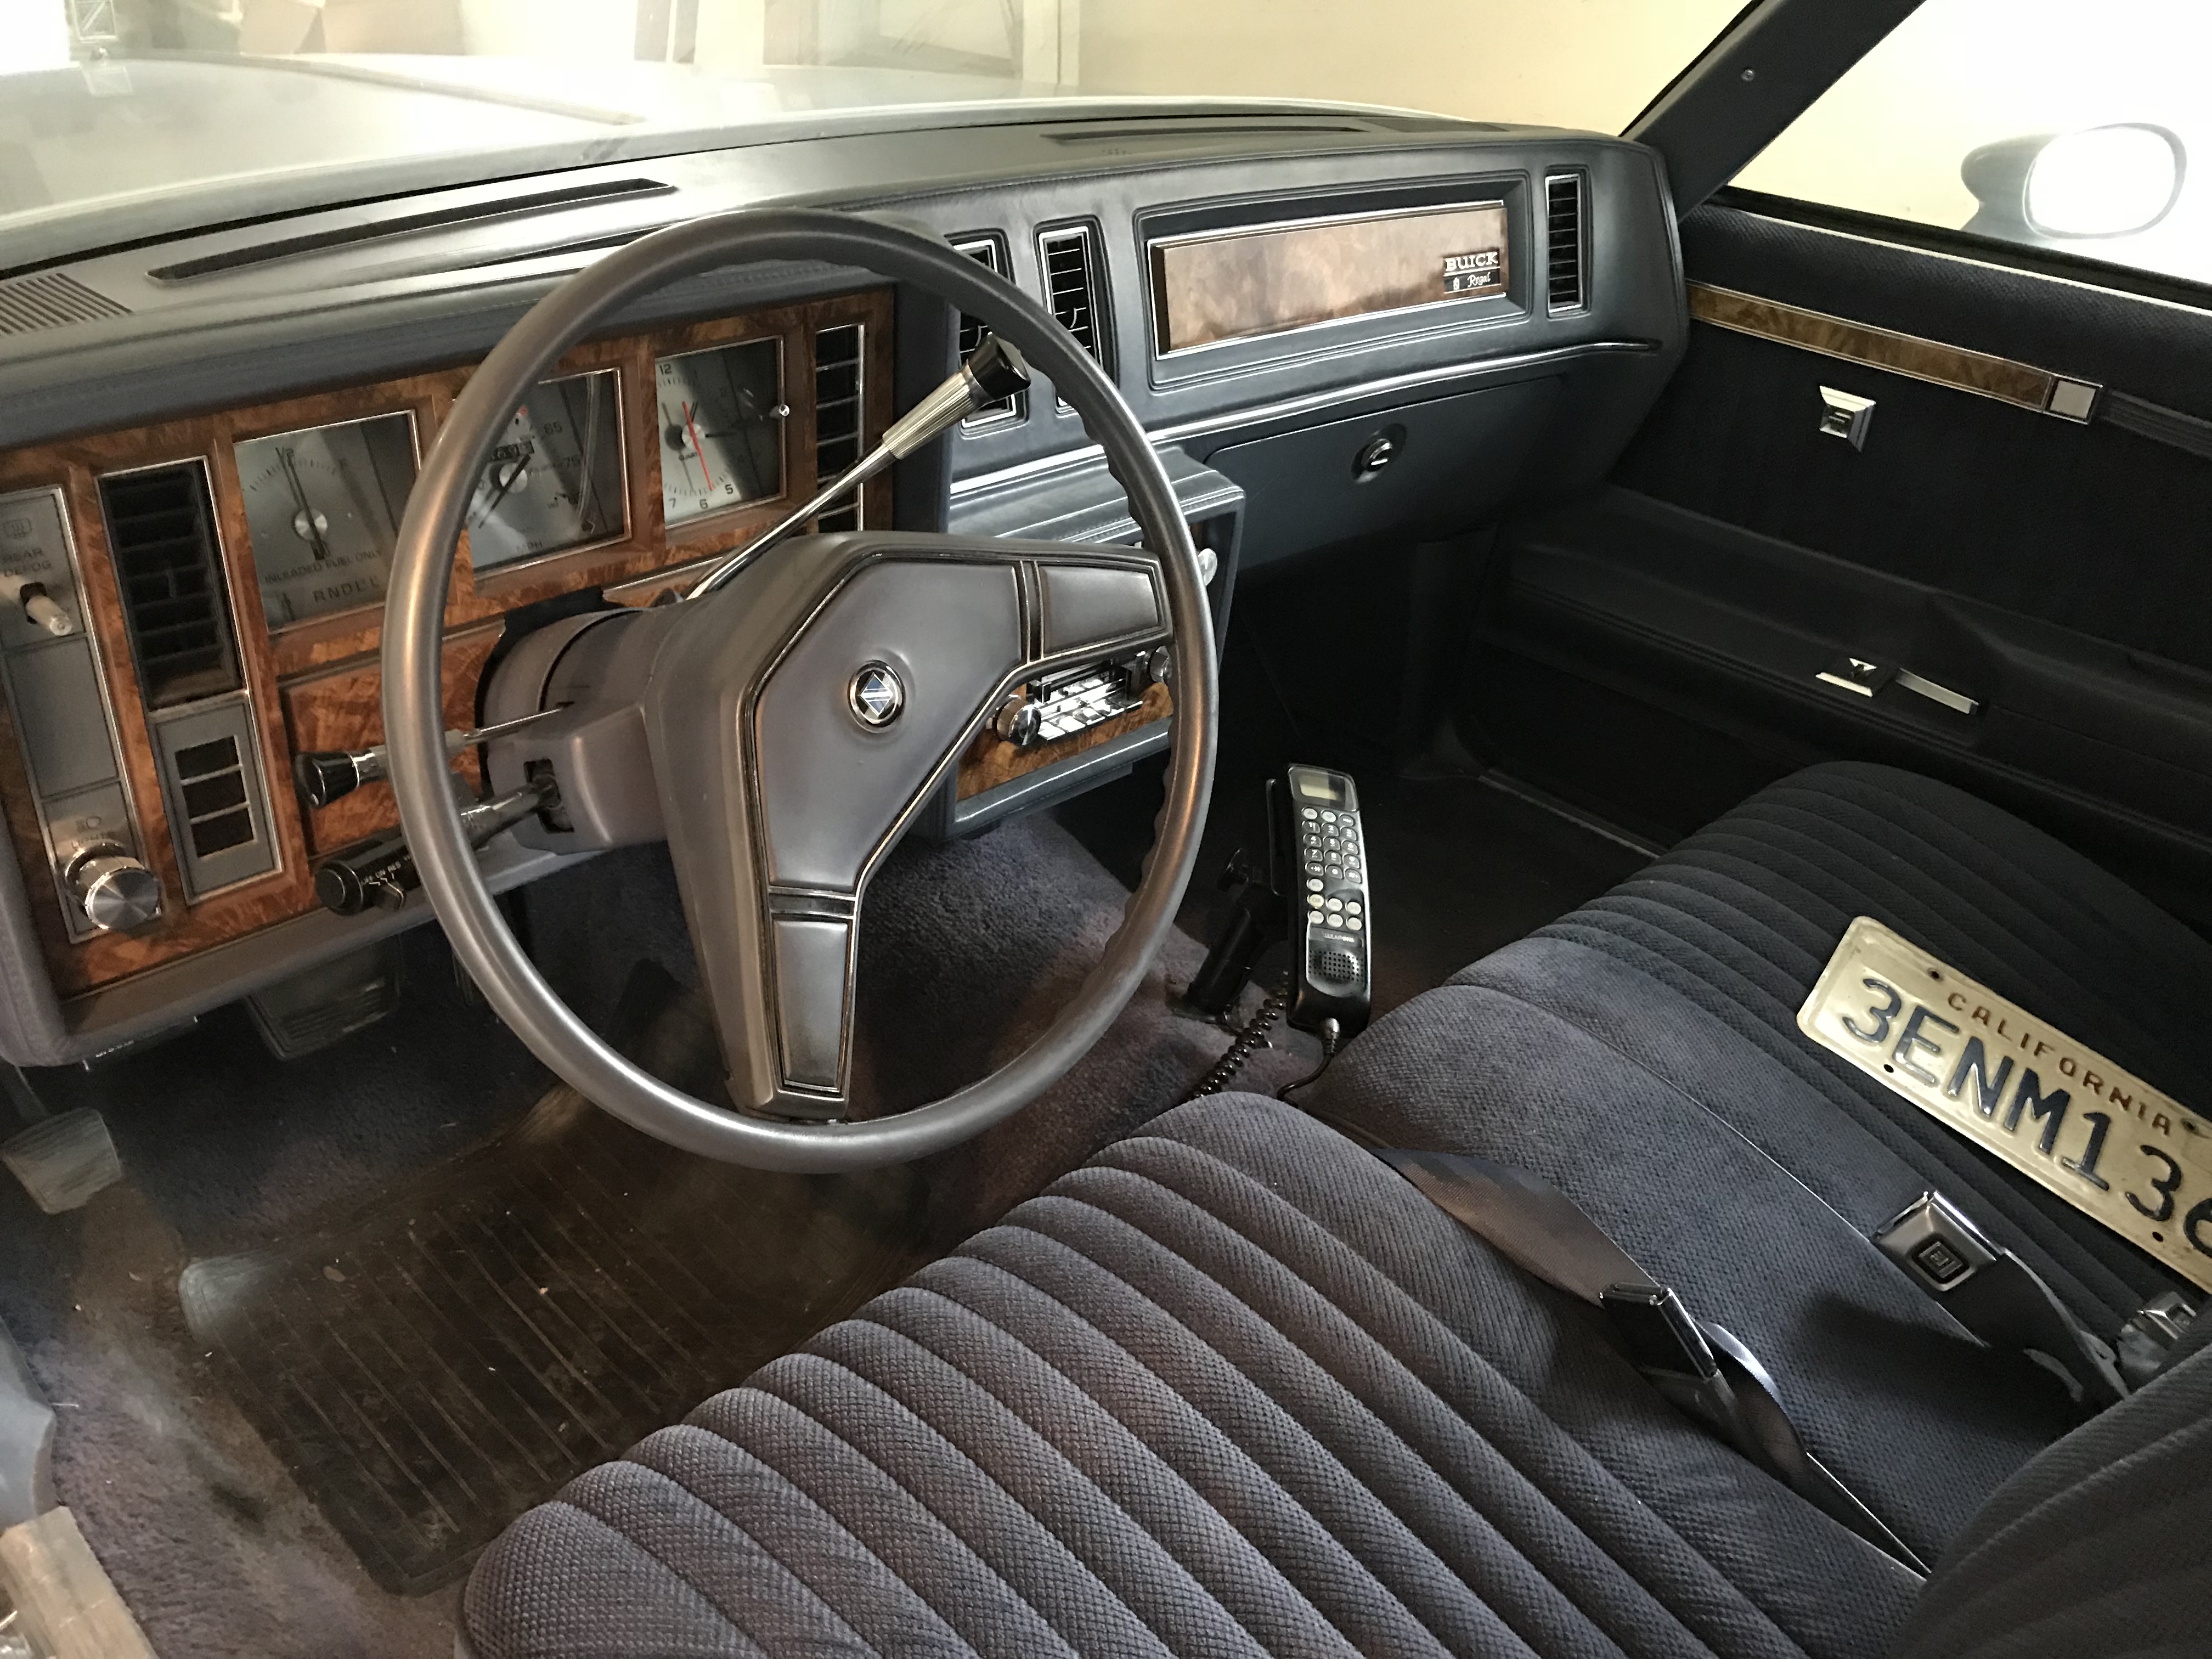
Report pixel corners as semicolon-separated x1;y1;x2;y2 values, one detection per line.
1465;201;2212;932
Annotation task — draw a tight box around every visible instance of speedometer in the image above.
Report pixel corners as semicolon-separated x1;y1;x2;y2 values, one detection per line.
235;412;417;629
653;338;785;528
466;369;627;571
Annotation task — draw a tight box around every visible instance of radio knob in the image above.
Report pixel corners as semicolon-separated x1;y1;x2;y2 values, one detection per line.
64;844;162;932
992;693;1042;749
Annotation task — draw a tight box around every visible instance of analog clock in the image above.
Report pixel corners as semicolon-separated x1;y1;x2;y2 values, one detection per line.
653;338;785;528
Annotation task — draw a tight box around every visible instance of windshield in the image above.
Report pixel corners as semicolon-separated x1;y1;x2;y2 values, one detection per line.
0;0;1743;247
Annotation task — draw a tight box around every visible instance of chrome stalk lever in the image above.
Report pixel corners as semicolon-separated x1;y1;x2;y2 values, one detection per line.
313;773;557;916
687;334;1032;601
294;704;571;810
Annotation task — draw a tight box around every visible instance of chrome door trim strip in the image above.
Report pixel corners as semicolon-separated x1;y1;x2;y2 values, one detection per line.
949;337;1654;499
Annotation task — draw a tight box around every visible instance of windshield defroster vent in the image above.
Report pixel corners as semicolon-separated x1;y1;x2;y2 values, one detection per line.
95;461;242;709
1545;173;1586;313
1039;223;1108;380
147;177;675;283
0;271;128;336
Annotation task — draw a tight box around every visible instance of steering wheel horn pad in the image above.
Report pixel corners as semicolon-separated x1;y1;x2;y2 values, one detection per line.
382;210;1216;1171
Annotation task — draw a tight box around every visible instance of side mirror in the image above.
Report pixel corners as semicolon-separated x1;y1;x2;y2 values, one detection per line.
1962;123;2186;242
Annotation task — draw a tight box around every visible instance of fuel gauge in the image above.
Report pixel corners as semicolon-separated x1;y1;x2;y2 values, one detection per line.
235;412;417;629
467;369;627;571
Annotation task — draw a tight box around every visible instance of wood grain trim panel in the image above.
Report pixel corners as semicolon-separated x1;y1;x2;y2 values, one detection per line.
956;682;1171;800
1685;283;2060;411
1152;202;1509;354
0;286;894;999
280;625;501;855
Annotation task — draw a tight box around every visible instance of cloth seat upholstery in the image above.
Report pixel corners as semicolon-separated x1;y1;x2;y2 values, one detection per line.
466;1097;1926;1658
466;764;2212;1656
1304;761;2212;1558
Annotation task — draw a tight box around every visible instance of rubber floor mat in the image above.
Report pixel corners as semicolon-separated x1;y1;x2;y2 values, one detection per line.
178;968;929;1595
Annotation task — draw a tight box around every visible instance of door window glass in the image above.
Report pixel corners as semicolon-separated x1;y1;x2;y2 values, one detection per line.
1734;0;2210;286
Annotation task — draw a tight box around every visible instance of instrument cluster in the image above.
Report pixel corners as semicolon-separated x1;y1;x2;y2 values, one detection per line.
0;287;893;1001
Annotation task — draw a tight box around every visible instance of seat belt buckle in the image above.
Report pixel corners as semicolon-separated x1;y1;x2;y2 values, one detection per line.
1599;1283;1720;1380
2118;1291;2199;1389
1873;1192;1998;1294
1876;1191;2128;1409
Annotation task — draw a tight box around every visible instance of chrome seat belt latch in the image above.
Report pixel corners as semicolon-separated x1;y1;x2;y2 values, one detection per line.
1875;1192;2128;1409
1874;1189;1998;1294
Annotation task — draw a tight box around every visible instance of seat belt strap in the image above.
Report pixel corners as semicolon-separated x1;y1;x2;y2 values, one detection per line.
1871;1192;2129;1408
1379;1148;1928;1577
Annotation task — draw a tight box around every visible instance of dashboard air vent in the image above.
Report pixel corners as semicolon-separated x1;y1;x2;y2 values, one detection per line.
0;271;128;336
812;323;864;532
952;234;1023;428
1039;223;1107;374
1545;174;1585;313
96;461;242;709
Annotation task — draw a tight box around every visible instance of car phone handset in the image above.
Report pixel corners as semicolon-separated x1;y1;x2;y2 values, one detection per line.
1187;764;1373;1042
686;334;1031;601
1274;764;1373;1041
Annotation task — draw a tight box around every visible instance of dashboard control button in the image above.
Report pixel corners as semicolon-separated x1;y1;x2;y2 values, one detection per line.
64;843;161;932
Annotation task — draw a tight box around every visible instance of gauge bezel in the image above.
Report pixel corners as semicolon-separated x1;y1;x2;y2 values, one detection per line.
651;334;789;532
233;408;422;634
463;366;633;579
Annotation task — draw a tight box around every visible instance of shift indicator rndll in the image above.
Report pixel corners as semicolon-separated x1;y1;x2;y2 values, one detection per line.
1799;916;2212;1291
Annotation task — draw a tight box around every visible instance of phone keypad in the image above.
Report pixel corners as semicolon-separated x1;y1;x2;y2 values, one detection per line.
1297;805;1367;937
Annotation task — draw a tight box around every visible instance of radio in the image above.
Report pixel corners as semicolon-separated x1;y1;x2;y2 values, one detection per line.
988;645;1172;751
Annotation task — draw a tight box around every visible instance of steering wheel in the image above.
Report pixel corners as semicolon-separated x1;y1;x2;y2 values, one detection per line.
381;209;1216;1172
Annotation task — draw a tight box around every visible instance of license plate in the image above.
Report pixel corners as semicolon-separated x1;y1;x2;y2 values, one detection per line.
1798;916;2212;1291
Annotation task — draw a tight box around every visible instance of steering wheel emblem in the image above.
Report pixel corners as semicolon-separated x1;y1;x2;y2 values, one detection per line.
847;662;905;729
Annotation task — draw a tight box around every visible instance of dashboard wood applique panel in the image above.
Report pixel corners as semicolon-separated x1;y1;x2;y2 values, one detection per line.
1149;201;1509;354
0;287;893;997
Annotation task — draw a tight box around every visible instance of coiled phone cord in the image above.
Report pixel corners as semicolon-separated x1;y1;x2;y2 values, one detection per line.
1183;977;1344;1103
1184;975;1290;1101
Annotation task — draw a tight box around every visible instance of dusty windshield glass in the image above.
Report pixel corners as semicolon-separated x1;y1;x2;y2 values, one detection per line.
0;0;1742;236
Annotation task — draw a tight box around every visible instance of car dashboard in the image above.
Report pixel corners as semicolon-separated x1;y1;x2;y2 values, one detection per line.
0;103;1685;1065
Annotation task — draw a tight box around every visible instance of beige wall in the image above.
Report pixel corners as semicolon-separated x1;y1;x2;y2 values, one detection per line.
1074;0;1743;135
